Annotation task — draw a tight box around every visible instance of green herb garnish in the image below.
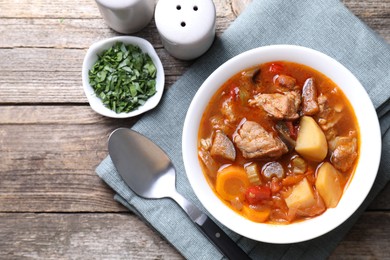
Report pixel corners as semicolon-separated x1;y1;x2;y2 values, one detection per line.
88;42;157;113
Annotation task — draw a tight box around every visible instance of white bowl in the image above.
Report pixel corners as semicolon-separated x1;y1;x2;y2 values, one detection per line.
82;36;165;118
182;45;381;243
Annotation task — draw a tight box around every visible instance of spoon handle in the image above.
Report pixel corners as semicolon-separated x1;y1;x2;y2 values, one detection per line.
195;214;252;260
172;192;251;260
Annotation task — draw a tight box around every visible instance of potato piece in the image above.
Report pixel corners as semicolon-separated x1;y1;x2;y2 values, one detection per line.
315;162;343;208
285;177;316;210
295;116;328;162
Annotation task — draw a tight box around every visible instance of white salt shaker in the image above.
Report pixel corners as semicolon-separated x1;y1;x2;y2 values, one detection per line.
154;0;216;60
95;0;155;34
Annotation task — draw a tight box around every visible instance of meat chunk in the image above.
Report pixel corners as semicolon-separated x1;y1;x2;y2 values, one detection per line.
329;133;358;172
209;98;238;133
234;121;288;159
274;74;297;90
210;131;236;161
198;150;218;179
249;91;301;120
302;78;319;116
317;95;343;131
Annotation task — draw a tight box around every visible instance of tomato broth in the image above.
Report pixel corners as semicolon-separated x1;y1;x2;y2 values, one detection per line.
198;61;359;224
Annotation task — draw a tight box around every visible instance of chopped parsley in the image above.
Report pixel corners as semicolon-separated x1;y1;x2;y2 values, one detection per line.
88;42;157;113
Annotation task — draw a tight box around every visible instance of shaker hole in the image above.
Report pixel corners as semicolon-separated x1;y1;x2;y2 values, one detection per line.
176;5;181;10
193;6;198;11
181;21;186;27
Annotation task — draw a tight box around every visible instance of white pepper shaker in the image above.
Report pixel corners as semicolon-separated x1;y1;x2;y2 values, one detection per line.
95;0;155;34
154;0;216;60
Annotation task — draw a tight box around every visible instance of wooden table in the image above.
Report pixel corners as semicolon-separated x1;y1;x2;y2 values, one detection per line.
1;0;389;258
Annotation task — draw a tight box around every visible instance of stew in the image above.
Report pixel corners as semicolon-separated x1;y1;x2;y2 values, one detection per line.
198;61;359;224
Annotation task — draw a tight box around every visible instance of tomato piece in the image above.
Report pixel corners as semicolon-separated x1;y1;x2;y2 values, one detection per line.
245;185;272;204
269;63;284;74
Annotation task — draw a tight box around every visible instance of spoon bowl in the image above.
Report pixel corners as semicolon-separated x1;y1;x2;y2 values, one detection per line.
108;128;250;260
108;128;175;199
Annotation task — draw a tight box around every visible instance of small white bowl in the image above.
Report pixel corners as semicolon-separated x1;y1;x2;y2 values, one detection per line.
82;36;165;118
182;45;382;243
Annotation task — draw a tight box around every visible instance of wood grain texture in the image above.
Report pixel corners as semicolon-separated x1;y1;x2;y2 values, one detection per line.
0;213;183;259
0;123;128;212
0;0;234;103
342;0;390;42
0;0;389;258
0;48;188;103
0;212;388;259
330;211;390;259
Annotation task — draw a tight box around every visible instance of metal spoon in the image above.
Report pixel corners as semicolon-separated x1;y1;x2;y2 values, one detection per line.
108;128;251;260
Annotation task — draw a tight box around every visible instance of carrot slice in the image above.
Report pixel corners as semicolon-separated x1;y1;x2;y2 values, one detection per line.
215;165;250;201
282;174;305;186
242;205;271;223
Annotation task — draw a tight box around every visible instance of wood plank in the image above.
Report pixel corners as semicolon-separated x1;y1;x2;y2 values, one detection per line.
0;0;234;104
0;18;233;49
0;0;235;49
0;48;189;103
0;0;101;19
0;106;115;124
0;114;130;212
0;0;234;20
0;18;155;49
0;123;128;212
0;212;388;259
331;211;390;259
0;213;183;259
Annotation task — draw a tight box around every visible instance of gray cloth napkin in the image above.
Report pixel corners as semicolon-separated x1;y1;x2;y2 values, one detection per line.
96;0;390;259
